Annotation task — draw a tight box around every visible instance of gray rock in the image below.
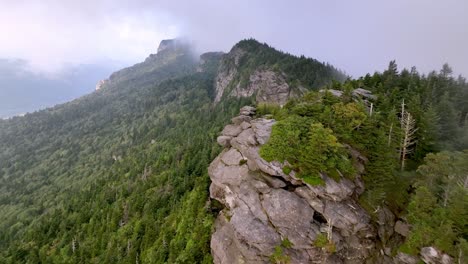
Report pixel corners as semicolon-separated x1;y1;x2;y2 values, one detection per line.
230;128;257;149
209;108;382;264
353;88;377;100
240;121;251;130
261;189;318;247
220;149;244;166
231;115;252;125
217;135;232;147
216;65;305;104
251;70;292;105
377;207;395;244
239;106;256;116
394;252;419;264
320;89;344;97
307;175;355;202
251;118;275;145
394;220;410;237
214;47;245;103
420;247;453;264
222;124;243;137
228;70;293;105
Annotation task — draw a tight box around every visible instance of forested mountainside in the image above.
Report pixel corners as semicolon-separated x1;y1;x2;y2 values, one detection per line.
244;62;468;263
0;37;466;263
0;39;345;263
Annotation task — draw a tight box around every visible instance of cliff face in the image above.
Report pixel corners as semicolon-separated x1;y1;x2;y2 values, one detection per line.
209;107;379;264
214;48;306;105
215;40;330;105
214;46;245;103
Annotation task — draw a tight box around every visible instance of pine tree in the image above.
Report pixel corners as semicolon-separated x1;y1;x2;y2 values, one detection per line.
436;93;459;148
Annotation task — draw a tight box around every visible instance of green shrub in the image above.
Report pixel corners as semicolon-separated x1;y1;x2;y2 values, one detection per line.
313;233;336;253
313;233;328;248
282;166;292;175
270;246;291;264
281;238;293;248
256;102;284;119
260;116;354;185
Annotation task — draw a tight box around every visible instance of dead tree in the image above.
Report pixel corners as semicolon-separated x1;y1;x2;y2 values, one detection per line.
400;100;418;170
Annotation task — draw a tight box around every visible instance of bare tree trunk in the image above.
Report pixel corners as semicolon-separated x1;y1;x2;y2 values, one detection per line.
72;236;76;253
326;219;333;242
443;188;449;207
388;123;393;147
400;100;418;171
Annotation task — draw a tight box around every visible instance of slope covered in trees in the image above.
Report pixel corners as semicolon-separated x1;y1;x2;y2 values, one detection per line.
0;38;467;263
0;41;232;263
258;61;468;262
0;39;346;263
339;62;468;260
232;39;347;87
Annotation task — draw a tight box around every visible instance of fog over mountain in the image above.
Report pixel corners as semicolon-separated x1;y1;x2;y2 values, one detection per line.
0;59;120;118
1;0;467;77
0;0;467;115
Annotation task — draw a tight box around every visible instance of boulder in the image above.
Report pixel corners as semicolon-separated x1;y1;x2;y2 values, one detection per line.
394;220;410;237
395;252;419;264
420;247;453;264
239;106;256;116
377;207;396;244
251;118;275;145
231;115;252;125
222;124;243;137
217;136;232;147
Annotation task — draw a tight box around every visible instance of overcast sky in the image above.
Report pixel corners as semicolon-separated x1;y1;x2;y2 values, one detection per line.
1;0;467;77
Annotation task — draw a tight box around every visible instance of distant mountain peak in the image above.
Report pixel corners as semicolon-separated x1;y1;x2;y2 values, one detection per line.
157;38;188;53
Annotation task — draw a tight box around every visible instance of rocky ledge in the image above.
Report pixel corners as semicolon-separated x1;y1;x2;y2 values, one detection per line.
209;106;379;264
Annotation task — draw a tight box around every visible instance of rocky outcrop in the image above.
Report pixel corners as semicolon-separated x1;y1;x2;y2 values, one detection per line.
209;106;380;264
420;247;453;264
394;247;454;264
157;39;180;53
230;70;306;106
319;88;377;101
214;47;245;103
214;49;306;104
95;79;108;91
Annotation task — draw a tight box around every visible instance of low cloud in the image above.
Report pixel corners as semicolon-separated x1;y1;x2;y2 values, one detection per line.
1;0;467;77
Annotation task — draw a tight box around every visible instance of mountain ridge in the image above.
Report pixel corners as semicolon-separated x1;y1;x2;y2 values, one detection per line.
1;38;466;263
0;37;346;263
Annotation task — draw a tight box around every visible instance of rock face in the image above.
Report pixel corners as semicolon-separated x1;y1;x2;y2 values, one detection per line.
214;48;306;104
209;106;379;264
228;70;303;106
214;47;245;103
95;79;108;91
157;39;179;53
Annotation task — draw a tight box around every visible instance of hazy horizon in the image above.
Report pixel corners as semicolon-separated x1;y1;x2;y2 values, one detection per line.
1;0;467;117
0;0;467;78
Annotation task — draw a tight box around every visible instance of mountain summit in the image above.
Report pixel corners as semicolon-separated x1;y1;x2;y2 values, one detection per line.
157;39;188;53
213;39;346;104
